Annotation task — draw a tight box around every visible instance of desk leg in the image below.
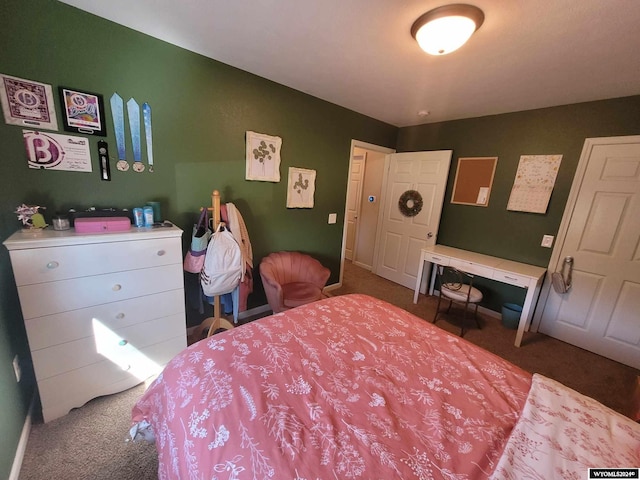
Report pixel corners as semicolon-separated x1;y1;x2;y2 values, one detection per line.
413;252;427;304
429;264;437;296
514;283;537;347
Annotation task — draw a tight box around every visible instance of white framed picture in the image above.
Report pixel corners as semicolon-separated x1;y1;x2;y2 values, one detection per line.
286;167;316;208
0;73;58;130
245;131;281;182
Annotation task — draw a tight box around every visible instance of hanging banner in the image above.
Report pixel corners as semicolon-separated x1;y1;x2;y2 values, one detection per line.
23;130;92;172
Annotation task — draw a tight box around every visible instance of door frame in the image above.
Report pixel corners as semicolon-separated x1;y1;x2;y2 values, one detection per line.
345;154;366;264
336;140;395;289
531;134;640;331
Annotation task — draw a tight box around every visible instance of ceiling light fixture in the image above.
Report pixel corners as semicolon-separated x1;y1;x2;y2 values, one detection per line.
411;4;484;56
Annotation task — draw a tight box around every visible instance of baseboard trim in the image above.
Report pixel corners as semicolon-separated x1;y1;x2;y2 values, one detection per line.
324;282;341;293
240;304;271;319
9;391;35;480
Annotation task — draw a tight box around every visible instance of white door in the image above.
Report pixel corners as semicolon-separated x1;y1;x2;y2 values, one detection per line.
538;136;640;369
373;151;452;289
345;155;365;261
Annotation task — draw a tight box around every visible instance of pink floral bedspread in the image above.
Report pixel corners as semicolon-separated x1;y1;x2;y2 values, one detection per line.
491;374;640;479
132;294;531;479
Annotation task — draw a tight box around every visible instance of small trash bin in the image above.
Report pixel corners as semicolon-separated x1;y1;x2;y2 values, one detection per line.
501;303;522;329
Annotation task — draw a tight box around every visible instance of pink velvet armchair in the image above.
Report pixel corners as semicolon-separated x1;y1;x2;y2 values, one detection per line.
259;251;331;313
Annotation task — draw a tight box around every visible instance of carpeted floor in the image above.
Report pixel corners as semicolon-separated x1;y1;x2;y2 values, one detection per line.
17;261;639;479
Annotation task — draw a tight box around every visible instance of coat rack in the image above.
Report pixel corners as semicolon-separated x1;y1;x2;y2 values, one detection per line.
189;190;234;342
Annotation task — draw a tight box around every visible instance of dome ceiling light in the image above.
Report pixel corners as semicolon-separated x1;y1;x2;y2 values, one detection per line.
411;4;484;56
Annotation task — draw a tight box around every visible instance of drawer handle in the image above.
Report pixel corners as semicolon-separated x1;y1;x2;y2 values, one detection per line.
504;275;518;281
119;339;128;346
116;313;125;319
112;284;122;291
432;256;442;261
157;249;166;256
46;261;59;269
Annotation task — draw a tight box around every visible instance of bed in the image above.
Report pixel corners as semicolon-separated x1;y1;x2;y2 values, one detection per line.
131;294;639;479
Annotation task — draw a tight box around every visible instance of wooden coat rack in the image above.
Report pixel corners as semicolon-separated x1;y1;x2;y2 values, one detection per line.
189;190;234;342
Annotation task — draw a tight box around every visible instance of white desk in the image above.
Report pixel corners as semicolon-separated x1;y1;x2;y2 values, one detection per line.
413;245;546;347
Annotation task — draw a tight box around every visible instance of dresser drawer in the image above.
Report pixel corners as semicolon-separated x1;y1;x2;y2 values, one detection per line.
493;270;530;287
38;336;186;422
25;289;184;350
449;258;494;278
9;236;182;286
17;263;183;319
32;313;185;381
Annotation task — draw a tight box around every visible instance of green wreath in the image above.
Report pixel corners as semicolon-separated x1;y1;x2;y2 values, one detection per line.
398;190;423;217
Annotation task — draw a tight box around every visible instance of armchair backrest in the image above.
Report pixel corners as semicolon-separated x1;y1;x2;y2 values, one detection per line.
260;251;330;288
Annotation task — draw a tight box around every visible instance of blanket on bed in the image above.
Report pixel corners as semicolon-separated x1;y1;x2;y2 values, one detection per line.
132;294;531;479
491;373;640;479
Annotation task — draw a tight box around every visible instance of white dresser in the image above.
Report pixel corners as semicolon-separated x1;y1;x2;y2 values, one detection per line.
3;224;187;422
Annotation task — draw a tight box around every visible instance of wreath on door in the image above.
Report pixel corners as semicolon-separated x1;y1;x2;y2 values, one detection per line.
398;190;423;217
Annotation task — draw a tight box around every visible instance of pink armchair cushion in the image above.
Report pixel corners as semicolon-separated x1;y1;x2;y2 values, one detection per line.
282;282;325;309
260;251;331;313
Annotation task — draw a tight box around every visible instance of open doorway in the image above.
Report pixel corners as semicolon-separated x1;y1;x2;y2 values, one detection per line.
339;140;395;285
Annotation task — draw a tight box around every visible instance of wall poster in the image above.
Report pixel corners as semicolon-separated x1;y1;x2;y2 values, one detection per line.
23;130;92;172
507;154;562;213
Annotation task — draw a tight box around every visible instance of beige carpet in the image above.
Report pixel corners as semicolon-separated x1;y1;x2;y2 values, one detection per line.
17;261;639;479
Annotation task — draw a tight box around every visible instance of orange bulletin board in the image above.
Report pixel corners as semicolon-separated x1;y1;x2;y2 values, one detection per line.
451;157;498;206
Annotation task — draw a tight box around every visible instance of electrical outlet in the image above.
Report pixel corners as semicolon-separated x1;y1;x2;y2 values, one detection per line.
541;235;554;248
12;355;21;382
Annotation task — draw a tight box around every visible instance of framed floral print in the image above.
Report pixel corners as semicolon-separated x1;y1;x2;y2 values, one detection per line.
286;167;316;208
245;131;281;182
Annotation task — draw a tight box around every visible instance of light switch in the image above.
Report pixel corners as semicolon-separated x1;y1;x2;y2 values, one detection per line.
541;235;554;248
328;213;337;224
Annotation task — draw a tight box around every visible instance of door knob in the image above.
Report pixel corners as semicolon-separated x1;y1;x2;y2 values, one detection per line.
427;232;433;239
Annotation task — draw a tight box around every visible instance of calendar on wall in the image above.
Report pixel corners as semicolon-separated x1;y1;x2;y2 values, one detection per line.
507;154;562;214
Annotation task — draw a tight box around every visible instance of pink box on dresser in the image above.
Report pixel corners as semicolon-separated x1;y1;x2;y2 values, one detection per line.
74;217;131;234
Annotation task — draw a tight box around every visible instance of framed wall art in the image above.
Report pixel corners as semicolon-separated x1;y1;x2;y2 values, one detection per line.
0;73;58;130
245;131;282;182
286;167;316;208
58;86;107;136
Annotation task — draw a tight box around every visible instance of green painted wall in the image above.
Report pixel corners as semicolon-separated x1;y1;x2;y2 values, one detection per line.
397;96;640;310
0;0;397;476
1;0;638;476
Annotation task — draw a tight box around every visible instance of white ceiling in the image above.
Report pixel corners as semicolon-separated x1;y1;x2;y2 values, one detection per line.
58;0;640;127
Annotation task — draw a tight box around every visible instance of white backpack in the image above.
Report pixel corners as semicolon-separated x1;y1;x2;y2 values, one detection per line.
200;224;243;296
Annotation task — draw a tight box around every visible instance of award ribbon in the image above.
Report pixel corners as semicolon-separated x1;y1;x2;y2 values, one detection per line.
127;98;144;172
143;102;154;172
110;93;129;171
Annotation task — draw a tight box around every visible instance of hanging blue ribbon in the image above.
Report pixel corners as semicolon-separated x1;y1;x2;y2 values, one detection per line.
143;102;154;172
127;98;141;164
110;93;126;161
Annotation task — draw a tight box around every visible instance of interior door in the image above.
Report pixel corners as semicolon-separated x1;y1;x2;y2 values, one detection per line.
538;136;640;369
373;151;451;289
345;155;365;261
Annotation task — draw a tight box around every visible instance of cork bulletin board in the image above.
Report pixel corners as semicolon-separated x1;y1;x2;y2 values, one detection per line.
451;157;498;206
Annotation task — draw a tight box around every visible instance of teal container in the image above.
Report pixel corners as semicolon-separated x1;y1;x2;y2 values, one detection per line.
501;303;522;329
